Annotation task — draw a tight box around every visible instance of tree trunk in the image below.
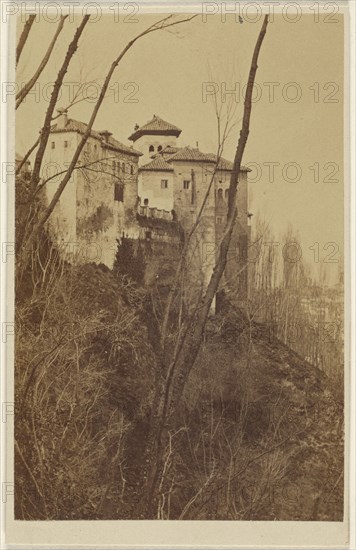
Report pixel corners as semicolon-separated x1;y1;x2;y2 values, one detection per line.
16;15;36;66
30;16;90;191
19;15;197;273
16;16;68;109
145;14;269;517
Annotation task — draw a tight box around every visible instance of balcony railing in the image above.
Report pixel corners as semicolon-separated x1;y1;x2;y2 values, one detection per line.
138;205;173;221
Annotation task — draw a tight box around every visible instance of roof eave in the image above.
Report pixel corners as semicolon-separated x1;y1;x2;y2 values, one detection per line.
129;129;181;142
102;143;142;157
139;168;174;173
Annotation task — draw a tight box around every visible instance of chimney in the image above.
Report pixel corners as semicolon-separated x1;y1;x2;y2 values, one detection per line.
56;108;68;129
99;130;112;143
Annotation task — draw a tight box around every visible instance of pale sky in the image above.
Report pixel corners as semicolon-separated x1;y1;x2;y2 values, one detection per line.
16;10;345;281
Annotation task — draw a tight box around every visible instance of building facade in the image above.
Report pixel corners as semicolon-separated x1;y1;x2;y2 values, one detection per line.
42;109;142;267
131;115;251;300
43;111;250;300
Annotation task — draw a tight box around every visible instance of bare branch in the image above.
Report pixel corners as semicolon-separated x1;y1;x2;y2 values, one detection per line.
22;14;197;262
16;136;39;175
16;15;36;66
30;15;90;191
16;16;68;109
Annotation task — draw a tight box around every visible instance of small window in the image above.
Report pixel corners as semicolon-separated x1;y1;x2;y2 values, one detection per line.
117;161;120;175
51;142;55;149
130;164;134;175
122;162;125;173
161;179;168;189
216;216;223;225
149;145;154;153
114;183;124;202
144;198;149;205
112;161;116;175
64;140;68;148
157;145;163;152
225;189;229;200
217;188;223;199
183;180;190;190
145;231;152;240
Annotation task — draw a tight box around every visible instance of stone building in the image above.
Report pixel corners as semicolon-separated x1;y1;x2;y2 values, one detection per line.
130;115;251;300
42;109;142;267
43;111;251;301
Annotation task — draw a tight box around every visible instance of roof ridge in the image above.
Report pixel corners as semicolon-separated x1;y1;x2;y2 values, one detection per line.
128;115;182;141
51;118;142;156
140;156;174;172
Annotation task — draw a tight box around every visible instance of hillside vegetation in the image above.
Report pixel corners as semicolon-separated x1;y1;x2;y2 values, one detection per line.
15;256;343;520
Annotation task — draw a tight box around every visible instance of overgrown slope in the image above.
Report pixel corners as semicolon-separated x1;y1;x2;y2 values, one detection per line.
15;263;343;520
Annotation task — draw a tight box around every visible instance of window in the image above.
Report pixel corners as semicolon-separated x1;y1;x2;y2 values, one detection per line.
112;161;116;175
51;142;55;149
157;145;162;152
114;183;124;202
217;188;223;199
149;145;154;153
122;162;125;173
117;161;121;175
130;164;134;175
183;180;190;190
145;231;152;240
225;189;229;201
144;198;149;205
161;179;168;189
216;216;223;225
64;140;68;148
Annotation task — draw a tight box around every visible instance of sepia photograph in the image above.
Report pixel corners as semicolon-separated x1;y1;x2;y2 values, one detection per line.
4;0;350;537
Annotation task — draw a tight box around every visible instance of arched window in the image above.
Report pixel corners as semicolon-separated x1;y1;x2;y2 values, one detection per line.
149;145;154;153
144;198;149;205
217;188;223;199
157;145;162;152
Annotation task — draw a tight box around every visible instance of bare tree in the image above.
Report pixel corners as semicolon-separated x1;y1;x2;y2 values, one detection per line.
145;15;269;516
17;14;197;275
16;12;273;520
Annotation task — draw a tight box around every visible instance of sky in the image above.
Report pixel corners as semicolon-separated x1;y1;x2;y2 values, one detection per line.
15;8;345;282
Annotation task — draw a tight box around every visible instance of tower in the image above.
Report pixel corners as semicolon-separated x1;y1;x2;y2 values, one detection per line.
128;115;182;165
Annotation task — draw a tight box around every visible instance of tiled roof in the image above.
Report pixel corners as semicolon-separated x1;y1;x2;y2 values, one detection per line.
51;118;142;157
167;146;209;163
128;115;182;141
204;153;251;172
167;147;250;172
139;156;174;172
157;145;181;158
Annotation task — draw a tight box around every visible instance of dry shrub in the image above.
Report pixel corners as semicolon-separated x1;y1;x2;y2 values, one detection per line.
15;258;155;519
